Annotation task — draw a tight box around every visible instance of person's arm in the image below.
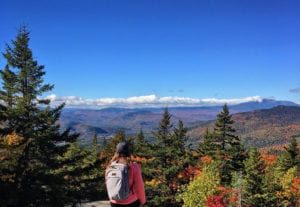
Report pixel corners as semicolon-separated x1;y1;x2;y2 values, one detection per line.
133;163;146;205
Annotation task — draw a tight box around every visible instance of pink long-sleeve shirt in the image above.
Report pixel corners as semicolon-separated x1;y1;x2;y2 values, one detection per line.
109;162;146;205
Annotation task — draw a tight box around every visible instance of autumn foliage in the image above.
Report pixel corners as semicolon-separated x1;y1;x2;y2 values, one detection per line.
1;25;300;207
3;132;23;146
205;195;226;207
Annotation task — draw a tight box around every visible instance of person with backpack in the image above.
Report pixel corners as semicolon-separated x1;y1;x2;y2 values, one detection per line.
106;142;146;207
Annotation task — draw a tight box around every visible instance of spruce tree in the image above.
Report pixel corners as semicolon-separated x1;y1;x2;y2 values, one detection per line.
173;120;188;157
172;120;190;188
275;137;300;179
148;108;188;207
52;136;103;205
0;26;78;206
0;65;17;112
284;137;300;170
134;129;151;158
87;134;105;201
212;104;245;185
214;104;244;155
242;148;265;207
198;128;218;157
147;108;173;206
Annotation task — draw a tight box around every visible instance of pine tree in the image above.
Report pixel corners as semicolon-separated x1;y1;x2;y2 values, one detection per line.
0;26;78;206
0;132;28;205
214;104;235;151
147;108;173;206
52;135;104;205
134;129;151;158
173;120;188;157
214;104;244;156
148;108;189;207
0;65;17;111
198;128;218;157
211;104;245;185
285;137;300;170
99;135;111;165
171;120;190;188
154;108;173;162
275;137;300;174
242;148;266;207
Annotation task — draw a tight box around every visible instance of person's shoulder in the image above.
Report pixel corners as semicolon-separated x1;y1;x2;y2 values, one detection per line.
130;161;141;170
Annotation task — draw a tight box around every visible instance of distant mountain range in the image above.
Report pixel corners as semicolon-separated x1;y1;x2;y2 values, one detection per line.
188;105;300;150
58;99;300;149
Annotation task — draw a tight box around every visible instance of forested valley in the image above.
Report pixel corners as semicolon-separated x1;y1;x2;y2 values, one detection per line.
0;27;299;207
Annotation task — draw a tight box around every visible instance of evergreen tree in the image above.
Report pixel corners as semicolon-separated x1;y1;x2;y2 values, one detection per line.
98;135;111;165
134;129;151;158
154;107;173;162
147;108;173;206
0;26;78;206
0;132;28;205
173;120;188;157
287;137;300;170
87;133;106;201
242;148;266;207
98;135;112;199
260;162;281;206
276;137;300;173
52;135;103;205
171;120;190;188
214;105;244;158
214;104;235;151
211;104;245;185
198;128;218;157
148;108;189;207
0;65;17;112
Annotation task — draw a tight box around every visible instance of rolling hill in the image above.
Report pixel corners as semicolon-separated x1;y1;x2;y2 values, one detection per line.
188;105;300;151
58;99;300;149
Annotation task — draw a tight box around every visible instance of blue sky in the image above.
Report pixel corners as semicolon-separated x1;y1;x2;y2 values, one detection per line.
1;0;300;108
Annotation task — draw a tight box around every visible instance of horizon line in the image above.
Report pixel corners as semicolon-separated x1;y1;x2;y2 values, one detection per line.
41;94;298;109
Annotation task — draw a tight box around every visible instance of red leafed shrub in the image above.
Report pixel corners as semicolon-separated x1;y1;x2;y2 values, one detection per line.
205;186;241;207
205;195;227;207
200;155;213;164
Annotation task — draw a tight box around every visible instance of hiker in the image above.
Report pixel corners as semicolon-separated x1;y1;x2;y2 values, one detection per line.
106;142;146;207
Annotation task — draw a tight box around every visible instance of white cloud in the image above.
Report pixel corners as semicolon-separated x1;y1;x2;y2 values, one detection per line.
45;94;263;108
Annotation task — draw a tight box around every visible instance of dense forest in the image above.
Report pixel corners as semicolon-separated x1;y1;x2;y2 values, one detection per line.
0;27;299;207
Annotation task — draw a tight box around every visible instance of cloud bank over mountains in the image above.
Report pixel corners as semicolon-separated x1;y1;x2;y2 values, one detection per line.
45;94;264;108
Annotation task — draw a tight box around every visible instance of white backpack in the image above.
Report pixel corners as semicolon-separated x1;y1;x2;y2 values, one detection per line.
106;161;130;200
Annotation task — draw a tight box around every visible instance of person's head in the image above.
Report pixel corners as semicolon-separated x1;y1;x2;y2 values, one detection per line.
110;142;131;164
116;142;130;157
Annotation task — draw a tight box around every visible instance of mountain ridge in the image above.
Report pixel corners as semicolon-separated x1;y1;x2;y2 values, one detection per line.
58;99;300;148
188;105;300;151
